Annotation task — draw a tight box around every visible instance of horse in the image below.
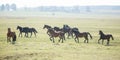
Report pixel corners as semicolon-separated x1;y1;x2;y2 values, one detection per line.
62;24;72;38
98;30;114;45
47;28;65;43
17;26;37;37
7;28;16;44
72;30;92;43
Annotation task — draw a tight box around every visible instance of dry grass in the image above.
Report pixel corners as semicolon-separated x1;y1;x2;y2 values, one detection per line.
0;17;120;60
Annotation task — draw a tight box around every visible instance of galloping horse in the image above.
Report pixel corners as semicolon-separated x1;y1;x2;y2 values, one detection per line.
98;30;114;45
17;26;37;37
62;25;72;38
72;30;92;43
7;28;16;44
47;28;65;43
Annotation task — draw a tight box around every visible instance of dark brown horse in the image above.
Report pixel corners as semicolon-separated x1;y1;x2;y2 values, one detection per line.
98;30;114;45
7;28;16;44
72;30;92;43
47;28;65;43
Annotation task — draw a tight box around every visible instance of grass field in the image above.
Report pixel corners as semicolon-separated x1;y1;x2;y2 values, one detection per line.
0;16;120;60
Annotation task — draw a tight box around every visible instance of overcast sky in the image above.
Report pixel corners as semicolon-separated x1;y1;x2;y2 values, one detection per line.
0;0;120;7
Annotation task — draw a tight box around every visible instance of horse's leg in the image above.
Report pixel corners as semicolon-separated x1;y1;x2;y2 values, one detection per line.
58;39;60;43
63;34;65;41
18;33;20;37
84;40;86;43
86;37;89;43
84;37;86;43
77;37;79;43
61;36;64;43
20;32;22;37
58;37;62;43
52;37;55;43
71;32;74;38
74;37;77;43
87;39;89;43
102;40;104;45
49;36;53;41
25;32;28;37
34;32;36;37
62;38;64;43
27;32;28;37
24;33;26;37
7;37;10;43
30;32;32;37
7;37;11;43
67;32;70;39
107;39;110;45
19;32;21;37
98;39;101;44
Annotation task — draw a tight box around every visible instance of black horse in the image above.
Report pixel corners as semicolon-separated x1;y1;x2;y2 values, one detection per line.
17;26;38;37
72;30;92;43
98;30;114;45
62;25;72;38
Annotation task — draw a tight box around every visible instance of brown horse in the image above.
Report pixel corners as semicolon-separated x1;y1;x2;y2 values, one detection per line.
72;30;92;43
7;28;16;44
47;28;65;43
98;30;114;45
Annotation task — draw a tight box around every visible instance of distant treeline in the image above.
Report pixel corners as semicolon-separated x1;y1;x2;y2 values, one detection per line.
0;4;120;14
0;3;17;11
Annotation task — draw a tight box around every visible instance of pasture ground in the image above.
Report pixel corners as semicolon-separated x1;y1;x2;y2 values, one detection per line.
0;16;120;60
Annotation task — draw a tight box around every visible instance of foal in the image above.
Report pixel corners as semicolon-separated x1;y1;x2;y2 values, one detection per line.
7;28;16;44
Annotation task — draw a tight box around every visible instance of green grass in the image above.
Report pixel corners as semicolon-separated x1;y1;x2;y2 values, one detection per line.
0;16;120;60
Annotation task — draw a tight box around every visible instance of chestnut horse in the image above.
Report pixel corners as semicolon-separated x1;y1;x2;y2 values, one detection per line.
47;28;65;43
7;28;16;44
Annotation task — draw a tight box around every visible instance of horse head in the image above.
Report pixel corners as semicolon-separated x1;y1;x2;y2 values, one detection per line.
8;28;11;32
17;26;20;30
43;25;46;29
99;30;104;35
43;25;51;29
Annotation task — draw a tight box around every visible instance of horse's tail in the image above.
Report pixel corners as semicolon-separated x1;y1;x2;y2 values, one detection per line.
33;28;38;33
87;32;92;39
110;35;114;40
35;29;38;33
